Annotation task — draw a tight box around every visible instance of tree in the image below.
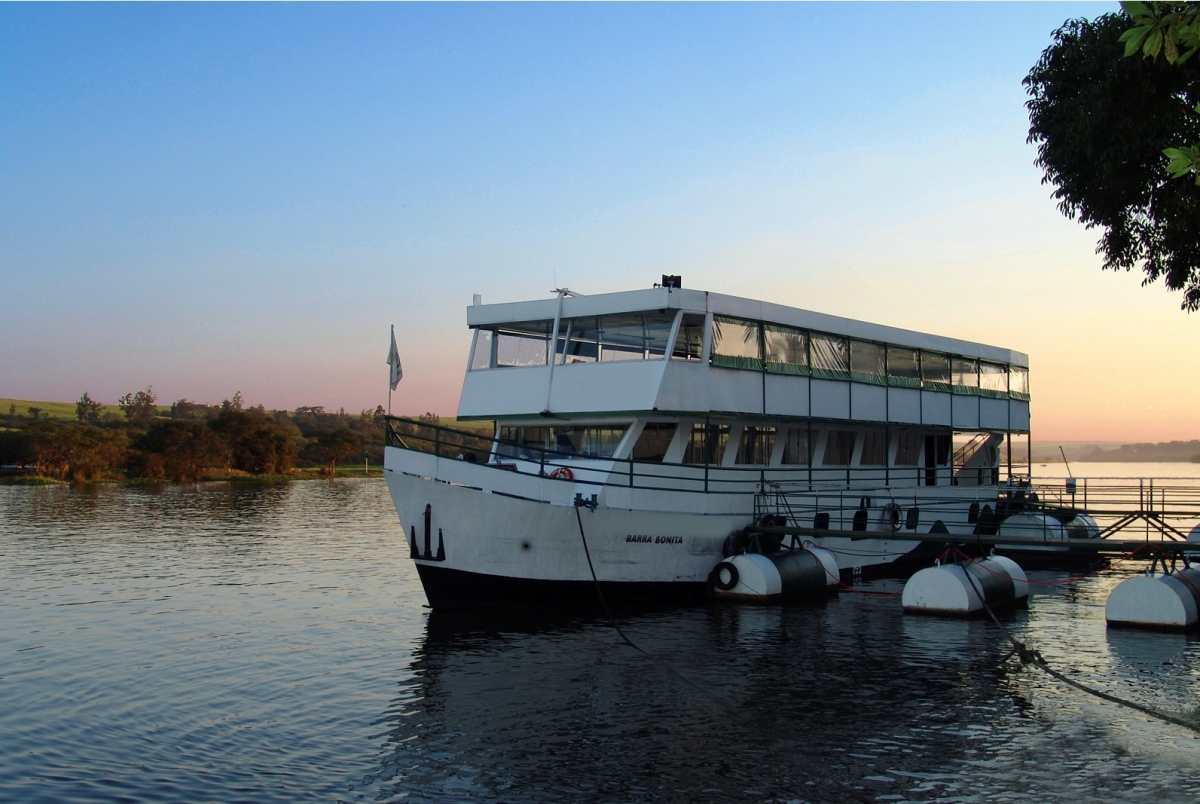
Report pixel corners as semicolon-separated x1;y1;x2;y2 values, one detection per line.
27;407;41;421
76;392;103;424
131;421;230;482
118;386;158;424
308;427;363;475
24;421;128;481
1120;3;1200;181
1025;7;1200;310
209;409;295;475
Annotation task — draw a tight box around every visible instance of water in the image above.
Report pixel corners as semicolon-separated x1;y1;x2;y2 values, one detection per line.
2;478;1199;803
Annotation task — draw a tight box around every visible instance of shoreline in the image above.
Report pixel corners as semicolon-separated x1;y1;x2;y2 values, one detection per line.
0;467;385;486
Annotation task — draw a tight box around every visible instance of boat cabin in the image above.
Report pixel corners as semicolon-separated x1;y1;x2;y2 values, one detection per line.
458;285;1030;488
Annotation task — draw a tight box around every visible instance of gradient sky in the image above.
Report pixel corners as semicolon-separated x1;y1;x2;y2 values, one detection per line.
2;2;1195;441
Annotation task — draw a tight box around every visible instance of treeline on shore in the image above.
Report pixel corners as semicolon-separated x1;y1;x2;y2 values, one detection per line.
0;388;427;483
1080;440;1200;463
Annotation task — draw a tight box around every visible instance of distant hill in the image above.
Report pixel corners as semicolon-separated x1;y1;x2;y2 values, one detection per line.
1079;440;1200;463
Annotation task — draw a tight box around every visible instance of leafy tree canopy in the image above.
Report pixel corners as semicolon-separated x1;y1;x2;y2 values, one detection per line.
1025;3;1200;310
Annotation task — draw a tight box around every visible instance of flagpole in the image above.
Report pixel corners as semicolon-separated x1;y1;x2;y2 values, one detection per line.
388;325;394;417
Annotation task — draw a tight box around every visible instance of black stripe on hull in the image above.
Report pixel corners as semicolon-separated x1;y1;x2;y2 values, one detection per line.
415;563;708;610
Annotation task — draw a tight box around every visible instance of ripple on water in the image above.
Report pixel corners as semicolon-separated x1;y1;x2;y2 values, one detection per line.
1;481;1198;803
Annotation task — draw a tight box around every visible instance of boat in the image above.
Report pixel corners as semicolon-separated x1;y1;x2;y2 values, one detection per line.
384;279;1077;609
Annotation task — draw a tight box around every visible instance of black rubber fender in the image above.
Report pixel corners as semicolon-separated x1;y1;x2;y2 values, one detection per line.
712;561;739;591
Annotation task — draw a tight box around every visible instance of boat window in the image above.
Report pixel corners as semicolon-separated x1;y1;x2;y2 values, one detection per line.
495;425;628;459
495;321;551;368
469;329;494;370
735;426;775;465
553;425;628;458
886;346;920;387
822;430;856;466
632;423;677;462
781;429;810;465
562;318;599;364
1009;366;1029;399
710;316;763;370
682;424;729;464
859;429;887;466
495;426;551;460
952;357;979;391
561;313;674;363
671;314;706;361
979;361;1008;395
850;341;886;384
894;432;921;465
810;333;850;380
920;351;951;390
764;324;809;375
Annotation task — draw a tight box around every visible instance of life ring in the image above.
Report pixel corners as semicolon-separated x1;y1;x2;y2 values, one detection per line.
548;467;574;481
712;561;739;591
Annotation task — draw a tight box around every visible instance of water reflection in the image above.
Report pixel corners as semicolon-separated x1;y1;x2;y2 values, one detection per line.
2;483;1198;804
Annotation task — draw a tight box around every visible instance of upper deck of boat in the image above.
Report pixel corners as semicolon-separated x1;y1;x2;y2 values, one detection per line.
458;285;1031;434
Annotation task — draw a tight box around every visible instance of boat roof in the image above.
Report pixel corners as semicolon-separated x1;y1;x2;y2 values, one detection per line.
466;287;1027;367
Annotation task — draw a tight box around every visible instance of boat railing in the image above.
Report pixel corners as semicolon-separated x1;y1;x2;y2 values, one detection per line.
384;416;1012;498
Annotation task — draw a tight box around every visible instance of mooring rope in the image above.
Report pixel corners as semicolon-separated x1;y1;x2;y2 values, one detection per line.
951;547;1200;734
573;504;708;692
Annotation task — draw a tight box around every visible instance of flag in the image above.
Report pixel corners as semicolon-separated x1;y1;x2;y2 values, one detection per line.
388;325;403;391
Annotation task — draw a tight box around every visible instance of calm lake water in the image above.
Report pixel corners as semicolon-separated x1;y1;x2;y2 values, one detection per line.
2;475;1199;803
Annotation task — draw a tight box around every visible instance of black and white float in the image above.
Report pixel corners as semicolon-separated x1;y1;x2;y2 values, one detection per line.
1105;566;1200;631
710;547;839;601
901;555;1029;617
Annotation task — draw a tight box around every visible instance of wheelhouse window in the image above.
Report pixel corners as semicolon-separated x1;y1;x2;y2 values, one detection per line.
469;329;494;371
886;346;920;388
763;324;808;375
781;428;811;465
710;316;763;370
1009;366;1030;399
979;361;1008;396
822;430;856;466
810;333;850;381
671;314;706;361
894;432;921;465
632;423;677;462
561;313;674;364
495;321;551;368
735;426;775;465
952;357;979;393
921;351;952;391
850;341;886;385
683;424;729;465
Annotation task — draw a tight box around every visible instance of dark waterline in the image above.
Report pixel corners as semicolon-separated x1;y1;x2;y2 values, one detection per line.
1;481;1198;803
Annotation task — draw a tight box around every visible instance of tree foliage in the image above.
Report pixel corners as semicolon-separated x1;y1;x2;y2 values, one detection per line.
209;409;295;475
76;392;103;424
118;386;159;424
1025;7;1200;310
131;421;230;482
306;427;363;475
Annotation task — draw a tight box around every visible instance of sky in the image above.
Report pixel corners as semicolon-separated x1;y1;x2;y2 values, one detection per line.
2;2;1196;442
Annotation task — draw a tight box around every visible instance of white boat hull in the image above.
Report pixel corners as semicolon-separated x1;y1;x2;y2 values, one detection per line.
382;446;992;608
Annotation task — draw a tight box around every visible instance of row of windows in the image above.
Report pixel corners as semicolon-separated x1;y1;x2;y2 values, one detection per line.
469;311;1030;400
494;423;954;468
707;314;1028;398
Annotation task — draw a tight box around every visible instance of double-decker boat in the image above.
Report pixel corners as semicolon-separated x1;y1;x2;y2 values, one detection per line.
384;281;1080;609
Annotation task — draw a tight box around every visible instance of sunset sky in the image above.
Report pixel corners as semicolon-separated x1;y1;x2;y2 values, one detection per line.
2;2;1195;442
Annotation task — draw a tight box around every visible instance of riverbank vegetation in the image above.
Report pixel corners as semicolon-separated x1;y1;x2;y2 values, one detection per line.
0;389;434;483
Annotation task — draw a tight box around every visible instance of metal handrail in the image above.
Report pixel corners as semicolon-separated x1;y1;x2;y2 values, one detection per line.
384;416;1002;496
